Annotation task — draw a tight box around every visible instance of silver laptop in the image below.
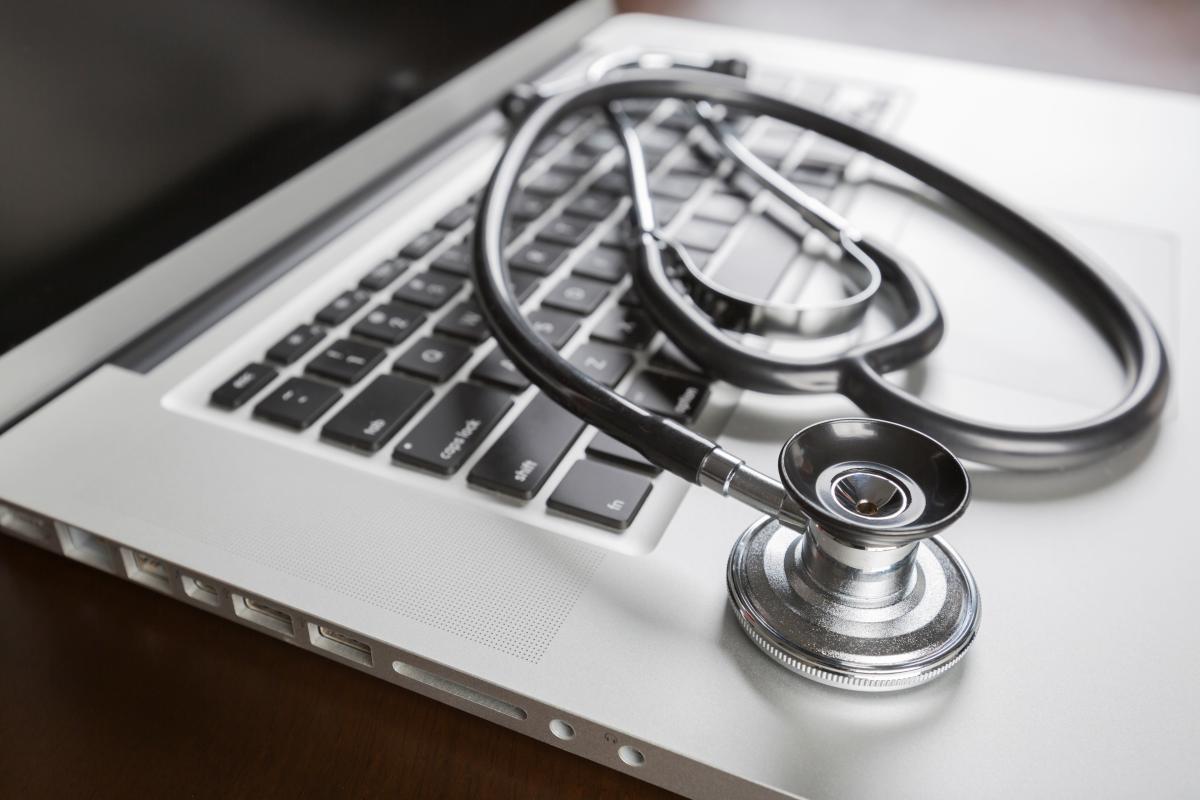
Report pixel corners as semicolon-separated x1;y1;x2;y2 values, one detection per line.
1;2;1196;797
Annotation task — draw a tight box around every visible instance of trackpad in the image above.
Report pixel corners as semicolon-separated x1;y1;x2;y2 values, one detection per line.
884;195;1179;426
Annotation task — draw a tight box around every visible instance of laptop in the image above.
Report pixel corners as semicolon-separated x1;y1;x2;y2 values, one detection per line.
1;2;1196;797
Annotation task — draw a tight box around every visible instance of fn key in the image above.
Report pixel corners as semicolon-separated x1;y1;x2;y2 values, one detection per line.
547;460;652;530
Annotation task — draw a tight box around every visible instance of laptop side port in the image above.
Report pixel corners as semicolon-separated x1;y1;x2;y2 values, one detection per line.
118;547;172;593
231;593;295;637
392;659;527;720
308;623;373;667
0;501;54;544
180;574;222;607
55;523;116;573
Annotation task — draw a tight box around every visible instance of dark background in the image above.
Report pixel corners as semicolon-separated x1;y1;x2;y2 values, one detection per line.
0;0;571;354
1;1;1197;798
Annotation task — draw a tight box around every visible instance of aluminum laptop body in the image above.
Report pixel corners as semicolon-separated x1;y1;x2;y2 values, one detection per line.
1;4;1197;798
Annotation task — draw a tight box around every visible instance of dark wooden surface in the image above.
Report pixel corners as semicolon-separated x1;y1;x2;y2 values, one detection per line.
0;535;679;799
3;3;1194;799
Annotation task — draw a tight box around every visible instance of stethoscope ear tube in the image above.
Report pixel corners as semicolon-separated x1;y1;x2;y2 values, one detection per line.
476;67;1169;481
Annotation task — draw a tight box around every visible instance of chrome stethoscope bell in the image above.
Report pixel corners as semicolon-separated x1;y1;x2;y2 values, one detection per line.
727;419;981;691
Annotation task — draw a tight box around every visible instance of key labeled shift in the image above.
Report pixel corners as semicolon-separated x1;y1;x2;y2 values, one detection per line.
392;382;513;475
468;394;585;499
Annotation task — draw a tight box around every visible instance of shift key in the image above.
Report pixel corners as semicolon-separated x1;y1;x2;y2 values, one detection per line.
392;383;513;475
468;394;586;499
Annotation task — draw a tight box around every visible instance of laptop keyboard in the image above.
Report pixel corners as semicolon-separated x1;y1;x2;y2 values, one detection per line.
206;73;892;533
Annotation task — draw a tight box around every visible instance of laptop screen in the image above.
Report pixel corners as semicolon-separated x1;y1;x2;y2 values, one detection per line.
0;0;575;356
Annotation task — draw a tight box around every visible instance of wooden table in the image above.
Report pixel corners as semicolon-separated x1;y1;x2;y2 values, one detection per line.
3;3;1193;798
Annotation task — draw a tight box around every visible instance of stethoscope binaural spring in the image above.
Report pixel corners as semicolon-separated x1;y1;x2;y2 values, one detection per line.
471;55;1170;690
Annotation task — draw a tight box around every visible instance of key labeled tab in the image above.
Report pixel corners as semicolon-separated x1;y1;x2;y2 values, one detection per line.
547;460;652;530
392;383;513;475
322;374;432;452
468;394;586;500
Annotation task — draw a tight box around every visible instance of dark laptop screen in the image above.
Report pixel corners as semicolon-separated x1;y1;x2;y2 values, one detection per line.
0;1;574;355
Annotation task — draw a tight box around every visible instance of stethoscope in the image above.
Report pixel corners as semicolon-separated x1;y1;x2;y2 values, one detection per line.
472;53;1171;691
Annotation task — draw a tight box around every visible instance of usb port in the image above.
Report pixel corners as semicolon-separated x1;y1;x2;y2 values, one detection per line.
119;547;172;593
181;574;222;607
0;501;54;544
231;593;294;637
308;623;373;666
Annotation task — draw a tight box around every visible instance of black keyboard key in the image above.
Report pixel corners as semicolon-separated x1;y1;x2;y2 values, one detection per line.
510;241;569;276
555;147;601;174
695;193;749;225
676;219;731;252
393;336;473;383
547;460;652;530
393;272;464;310
650;340;705;378
321;374;432;452
435;203;475;230
511;273;540;303
568;342;633;387
468;394;585;500
399;229;446;259
639;126;683;151
592;169;629;195
543;276;609;316
527;308;580;349
306;339;385;385
566;191;621;221
532;132;563;156
601;221;634;248
315;289;372;326
652;197;682;226
471;348;530;392
431;242;473;276
435;301;492;344
586;432;662;474
510;194;553;221
573;246;630;283
266;324;325;365
623;370;709;421
359;258;409;291
351;303;426;346
211;363;277;410
619;288;641;308
580;128;618;154
652;173;705;201
538;215;596;248
253;377;342;430
790;162;841;188
591;307;656;349
526;170;576;197
392;382;513;475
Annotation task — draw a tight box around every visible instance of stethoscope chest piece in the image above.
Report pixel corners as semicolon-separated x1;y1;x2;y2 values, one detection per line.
726;419;981;691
